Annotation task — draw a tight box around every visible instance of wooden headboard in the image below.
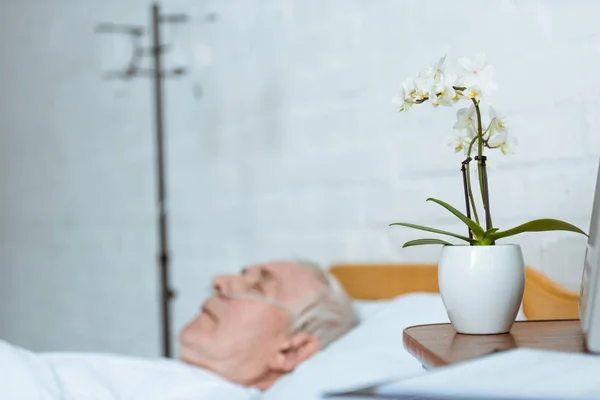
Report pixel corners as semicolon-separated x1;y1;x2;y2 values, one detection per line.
329;263;580;320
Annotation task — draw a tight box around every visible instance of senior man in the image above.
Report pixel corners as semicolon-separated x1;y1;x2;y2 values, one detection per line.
0;260;358;399
179;259;359;391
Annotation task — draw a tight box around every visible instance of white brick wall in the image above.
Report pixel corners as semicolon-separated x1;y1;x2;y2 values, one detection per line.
0;0;159;355
1;0;599;356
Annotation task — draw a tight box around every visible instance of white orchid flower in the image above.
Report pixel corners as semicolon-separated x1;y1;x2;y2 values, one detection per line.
431;54;447;83
487;106;507;134
392;90;410;112
458;53;493;84
392;94;412;112
392;94;414;112
458;53;498;96
448;134;466;153
488;129;517;155
461;85;482;100
419;54;447;82
434;54;447;70
431;86;456;107
453;105;478;132
392;78;419;111
403;78;417;97
430;72;460;107
412;77;430;102
448;126;477;154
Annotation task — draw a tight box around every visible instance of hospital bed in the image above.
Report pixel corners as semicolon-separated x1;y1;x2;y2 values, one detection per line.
0;263;578;400
263;263;579;400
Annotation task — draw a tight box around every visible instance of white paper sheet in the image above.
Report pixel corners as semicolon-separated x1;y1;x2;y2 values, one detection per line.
373;348;600;400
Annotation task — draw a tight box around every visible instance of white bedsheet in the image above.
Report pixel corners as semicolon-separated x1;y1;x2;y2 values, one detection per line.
0;339;261;400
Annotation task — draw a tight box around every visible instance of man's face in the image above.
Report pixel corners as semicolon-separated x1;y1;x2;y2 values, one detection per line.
178;261;323;387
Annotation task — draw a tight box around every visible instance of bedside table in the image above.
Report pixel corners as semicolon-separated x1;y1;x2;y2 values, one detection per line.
403;319;585;369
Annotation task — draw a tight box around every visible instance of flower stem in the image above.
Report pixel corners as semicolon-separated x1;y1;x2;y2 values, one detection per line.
481;157;493;231
472;99;485;196
460;161;473;239
466;167;479;225
471;98;493;231
464;137;480;227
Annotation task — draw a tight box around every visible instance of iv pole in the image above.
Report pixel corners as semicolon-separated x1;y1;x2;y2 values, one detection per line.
96;3;188;358
151;3;178;360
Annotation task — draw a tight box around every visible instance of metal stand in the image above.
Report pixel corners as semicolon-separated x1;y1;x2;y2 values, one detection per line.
461;157;473;240
95;3;188;358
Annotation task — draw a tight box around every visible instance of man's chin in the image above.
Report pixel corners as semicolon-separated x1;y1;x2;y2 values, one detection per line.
178;344;215;373
178;347;194;364
178;326;201;345
178;324;214;353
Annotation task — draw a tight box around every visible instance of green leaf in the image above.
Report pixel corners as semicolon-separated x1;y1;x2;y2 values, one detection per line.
488;218;589;241
402;238;454;248
479;227;500;245
389;222;476;244
426;198;486;239
484;227;499;236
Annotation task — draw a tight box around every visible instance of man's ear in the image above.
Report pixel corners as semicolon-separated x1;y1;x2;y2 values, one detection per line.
269;332;321;373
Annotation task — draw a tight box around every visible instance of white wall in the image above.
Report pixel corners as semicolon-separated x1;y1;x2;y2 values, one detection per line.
0;0;160;355
1;0;599;356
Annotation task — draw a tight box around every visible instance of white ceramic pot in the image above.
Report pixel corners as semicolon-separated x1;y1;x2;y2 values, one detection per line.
438;244;525;335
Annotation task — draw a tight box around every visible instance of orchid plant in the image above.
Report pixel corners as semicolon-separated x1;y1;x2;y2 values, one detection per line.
390;54;587;247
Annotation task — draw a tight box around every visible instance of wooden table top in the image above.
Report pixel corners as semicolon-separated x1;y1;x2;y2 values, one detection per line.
403;319;585;368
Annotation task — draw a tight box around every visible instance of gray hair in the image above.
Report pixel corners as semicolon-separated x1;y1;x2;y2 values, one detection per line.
289;260;359;348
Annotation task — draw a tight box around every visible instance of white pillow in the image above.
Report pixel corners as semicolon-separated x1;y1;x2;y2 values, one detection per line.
263;293;450;400
355;298;526;322
352;299;393;321
516;306;527;321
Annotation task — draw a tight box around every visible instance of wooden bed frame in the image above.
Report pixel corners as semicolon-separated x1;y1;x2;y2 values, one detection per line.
329;263;581;320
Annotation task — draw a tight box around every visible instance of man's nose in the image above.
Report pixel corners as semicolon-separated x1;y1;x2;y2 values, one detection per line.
211;275;228;294
212;274;247;295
